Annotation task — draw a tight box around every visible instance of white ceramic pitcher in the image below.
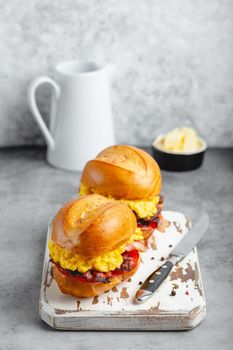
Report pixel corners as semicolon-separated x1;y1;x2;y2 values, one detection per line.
28;60;115;171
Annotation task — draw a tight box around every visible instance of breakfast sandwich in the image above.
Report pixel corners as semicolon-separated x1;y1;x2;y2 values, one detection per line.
79;145;169;244
48;194;142;297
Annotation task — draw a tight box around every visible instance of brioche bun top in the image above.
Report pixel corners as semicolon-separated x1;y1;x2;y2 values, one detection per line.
80;145;162;200
51;194;137;258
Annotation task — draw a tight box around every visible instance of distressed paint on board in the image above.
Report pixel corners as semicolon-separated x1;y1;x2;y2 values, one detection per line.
39;211;206;330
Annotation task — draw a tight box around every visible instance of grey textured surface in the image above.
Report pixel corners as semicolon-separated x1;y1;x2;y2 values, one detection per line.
0;147;232;349
0;0;233;147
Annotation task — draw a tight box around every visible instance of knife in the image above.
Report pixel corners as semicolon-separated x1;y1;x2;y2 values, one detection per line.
135;213;209;303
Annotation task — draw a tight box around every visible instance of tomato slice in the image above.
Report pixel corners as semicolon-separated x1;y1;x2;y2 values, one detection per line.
137;221;158;230
149;221;158;229
55;249;139;284
56;264;97;283
112;250;139;276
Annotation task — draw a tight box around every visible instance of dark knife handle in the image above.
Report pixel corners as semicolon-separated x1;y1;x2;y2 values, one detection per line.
135;256;180;303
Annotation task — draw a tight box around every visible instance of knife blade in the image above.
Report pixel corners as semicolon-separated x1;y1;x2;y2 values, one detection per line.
135;212;209;303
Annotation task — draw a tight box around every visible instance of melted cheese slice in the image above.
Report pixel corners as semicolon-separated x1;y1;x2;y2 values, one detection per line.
49;228;143;273
79;182;159;219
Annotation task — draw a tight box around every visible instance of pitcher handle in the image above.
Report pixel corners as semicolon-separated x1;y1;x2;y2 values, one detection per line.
28;76;60;150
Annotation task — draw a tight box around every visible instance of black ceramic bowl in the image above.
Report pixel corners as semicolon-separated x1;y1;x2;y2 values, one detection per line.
152;135;207;172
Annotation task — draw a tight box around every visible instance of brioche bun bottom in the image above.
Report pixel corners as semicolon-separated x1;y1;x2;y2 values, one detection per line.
53;261;140;298
141;226;155;241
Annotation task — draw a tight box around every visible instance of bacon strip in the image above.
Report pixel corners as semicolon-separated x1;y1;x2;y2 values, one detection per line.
125;240;147;252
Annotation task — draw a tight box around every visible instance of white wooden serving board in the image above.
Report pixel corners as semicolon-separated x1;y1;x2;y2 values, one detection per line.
39;211;206;330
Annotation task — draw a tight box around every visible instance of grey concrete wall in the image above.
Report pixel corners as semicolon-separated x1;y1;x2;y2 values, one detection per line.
0;0;233;147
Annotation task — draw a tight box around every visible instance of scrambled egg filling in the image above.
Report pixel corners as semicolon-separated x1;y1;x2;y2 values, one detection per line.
79;182;92;196
79;182;159;219
49;228;143;273
120;197;159;219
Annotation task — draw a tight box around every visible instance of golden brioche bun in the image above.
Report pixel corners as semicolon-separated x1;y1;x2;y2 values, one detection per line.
80;145;161;200
51;194;137;258
53;259;139;298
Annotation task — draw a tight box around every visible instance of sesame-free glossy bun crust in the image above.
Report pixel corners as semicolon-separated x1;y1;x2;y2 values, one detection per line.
51;194;137;258
81;145;162;200
53;260;139;298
